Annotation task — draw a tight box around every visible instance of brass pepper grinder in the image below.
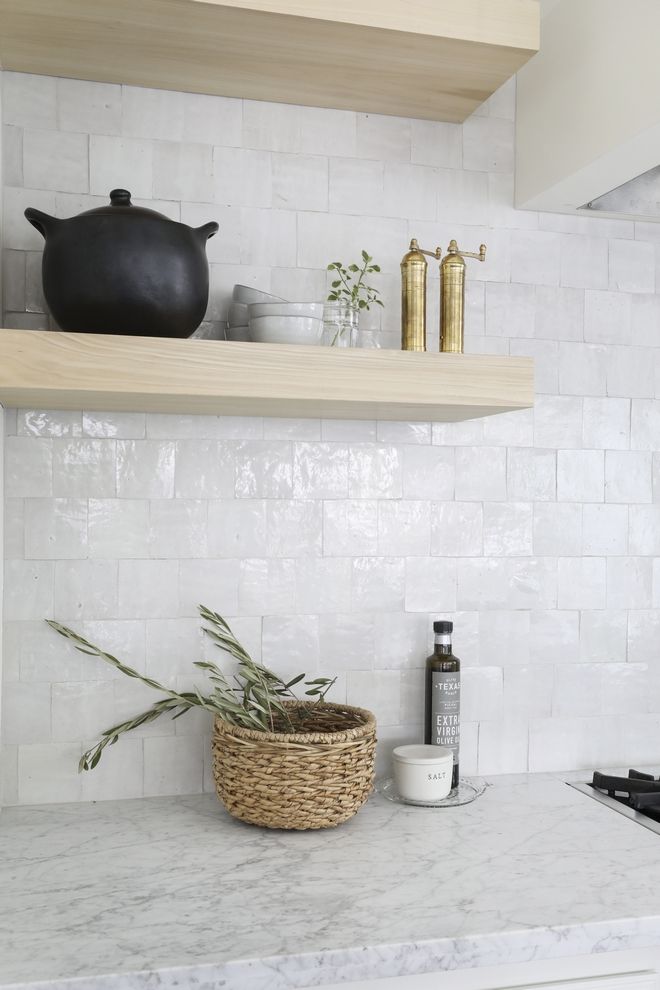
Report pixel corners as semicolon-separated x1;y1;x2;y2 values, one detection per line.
400;238;441;351
440;239;486;353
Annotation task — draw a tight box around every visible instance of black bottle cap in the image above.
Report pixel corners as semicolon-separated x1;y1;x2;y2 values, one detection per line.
433;620;453;634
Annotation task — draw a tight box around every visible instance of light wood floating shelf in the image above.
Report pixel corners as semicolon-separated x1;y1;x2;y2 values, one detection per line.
0;330;533;422
0;0;540;122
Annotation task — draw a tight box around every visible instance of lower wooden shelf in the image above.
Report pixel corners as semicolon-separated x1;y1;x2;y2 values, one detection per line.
0;330;534;422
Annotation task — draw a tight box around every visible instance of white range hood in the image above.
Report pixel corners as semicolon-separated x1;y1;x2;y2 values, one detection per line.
516;0;660;221
583;165;660;220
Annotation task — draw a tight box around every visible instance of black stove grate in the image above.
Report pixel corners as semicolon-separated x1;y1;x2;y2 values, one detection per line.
591;769;660;822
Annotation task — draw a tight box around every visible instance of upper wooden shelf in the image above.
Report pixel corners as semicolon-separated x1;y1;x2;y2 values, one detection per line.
0;330;533;422
0;0;540;122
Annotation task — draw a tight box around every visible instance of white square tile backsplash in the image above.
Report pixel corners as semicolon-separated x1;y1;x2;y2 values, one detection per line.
3;68;660;806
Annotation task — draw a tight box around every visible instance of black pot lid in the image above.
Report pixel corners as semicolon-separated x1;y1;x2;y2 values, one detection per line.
77;189;172;220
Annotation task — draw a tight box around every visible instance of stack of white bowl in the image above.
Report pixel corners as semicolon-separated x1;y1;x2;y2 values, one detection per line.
226;284;285;341
247;301;324;345
227;285;324;345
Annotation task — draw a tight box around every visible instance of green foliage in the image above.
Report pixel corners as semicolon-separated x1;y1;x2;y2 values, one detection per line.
47;606;337;772
326;249;383;311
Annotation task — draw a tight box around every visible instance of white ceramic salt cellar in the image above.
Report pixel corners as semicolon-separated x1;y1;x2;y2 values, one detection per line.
392;744;453;803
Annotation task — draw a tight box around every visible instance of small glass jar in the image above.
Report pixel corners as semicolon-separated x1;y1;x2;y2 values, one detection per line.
321;303;358;347
356;329;382;349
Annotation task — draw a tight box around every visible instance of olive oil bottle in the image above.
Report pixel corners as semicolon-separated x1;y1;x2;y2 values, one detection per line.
424;620;460;789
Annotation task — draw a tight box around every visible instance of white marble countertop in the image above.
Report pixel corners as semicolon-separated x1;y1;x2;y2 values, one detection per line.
3;772;660;990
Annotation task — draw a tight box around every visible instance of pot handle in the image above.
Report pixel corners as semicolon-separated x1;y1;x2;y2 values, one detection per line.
196;221;219;241
24;207;58;239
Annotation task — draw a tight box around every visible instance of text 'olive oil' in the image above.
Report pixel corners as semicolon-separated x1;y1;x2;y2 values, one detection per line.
424;620;460;789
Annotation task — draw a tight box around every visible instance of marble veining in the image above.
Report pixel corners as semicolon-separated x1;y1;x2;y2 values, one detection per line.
3;773;660;989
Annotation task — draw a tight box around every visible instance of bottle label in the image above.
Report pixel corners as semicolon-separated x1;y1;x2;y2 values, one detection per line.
431;671;460;766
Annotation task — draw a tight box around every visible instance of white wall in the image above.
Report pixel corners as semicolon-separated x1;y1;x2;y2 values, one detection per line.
2;71;660;805
0;74;5;809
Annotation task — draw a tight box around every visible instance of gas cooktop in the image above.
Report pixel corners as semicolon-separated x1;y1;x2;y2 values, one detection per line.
569;769;660;835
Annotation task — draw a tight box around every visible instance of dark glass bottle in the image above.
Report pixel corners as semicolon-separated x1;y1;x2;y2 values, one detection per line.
424;619;460;789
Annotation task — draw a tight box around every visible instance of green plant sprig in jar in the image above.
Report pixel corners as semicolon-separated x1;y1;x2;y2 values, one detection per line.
326;250;383;312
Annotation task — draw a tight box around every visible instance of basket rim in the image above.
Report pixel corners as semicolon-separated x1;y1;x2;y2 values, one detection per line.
213;700;376;744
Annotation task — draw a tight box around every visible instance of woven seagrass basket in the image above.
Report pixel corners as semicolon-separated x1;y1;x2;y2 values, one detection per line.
212;701;377;830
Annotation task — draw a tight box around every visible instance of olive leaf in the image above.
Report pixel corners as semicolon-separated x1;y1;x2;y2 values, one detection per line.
47;606;339;771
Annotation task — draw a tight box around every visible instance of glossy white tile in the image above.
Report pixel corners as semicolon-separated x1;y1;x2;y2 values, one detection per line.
348;444;402;499
293;442;348;499
89;135;153;198
610;238;655;293
377;500;431;556
405;557;456;613
582;397;630;450
174;441;235;499
51;681;115;742
402;445;454;499
347;669;401;726
267;499;323;557
17;742;82;804
24;498;87;560
583;503;628;555
272;153;328;211
295;558;351;614
52;439;116;498
533;503;582;557
461;666;503;721
579;609;628;662
318;613;375;671
206;499;266;559
235;440;293;498
83;411;146;439
455;446;506;501
323;500;378;557
177;559;240;618
262;614;320;674
23;129;89;193
607;556;653;609
628;609;660;662
117;559;179;618
431;501;483;556
5;437;52;497
117;440;175;499
503;665;553;718
557;449;604;503
483;502;533;556
3;71;57;128
238;558;296;615
478;610;530;666
2;682;51;744
148;499;207;558
143;735;205;796
353;556;406;611
584;289;631;345
605;450;652;503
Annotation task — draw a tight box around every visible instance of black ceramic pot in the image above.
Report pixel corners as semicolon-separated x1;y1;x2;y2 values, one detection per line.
24;189;219;338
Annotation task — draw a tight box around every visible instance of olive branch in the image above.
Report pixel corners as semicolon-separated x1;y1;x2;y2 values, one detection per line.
47;605;336;772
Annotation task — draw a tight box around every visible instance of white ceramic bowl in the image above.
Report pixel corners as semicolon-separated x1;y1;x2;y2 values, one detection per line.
247;302;324;320
225;325;250;341
248;315;323;345
392;744;453;803
228;302;249;326
232;284;286;305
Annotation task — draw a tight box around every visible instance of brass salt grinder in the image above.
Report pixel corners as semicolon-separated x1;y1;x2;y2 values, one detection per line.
401;238;487;352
